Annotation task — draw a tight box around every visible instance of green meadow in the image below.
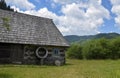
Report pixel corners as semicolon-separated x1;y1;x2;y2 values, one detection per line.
0;59;120;78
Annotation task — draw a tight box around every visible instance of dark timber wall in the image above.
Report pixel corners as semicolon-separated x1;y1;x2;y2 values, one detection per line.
0;43;66;65
0;43;23;64
23;45;66;65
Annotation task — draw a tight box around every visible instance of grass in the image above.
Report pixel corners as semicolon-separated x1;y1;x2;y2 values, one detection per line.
0;59;120;78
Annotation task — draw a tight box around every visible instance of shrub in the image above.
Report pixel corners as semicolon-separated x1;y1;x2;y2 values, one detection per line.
109;37;120;59
82;38;111;59
67;44;83;59
67;37;120;60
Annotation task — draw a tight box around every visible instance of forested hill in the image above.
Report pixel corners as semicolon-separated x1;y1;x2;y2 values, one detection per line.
64;33;120;43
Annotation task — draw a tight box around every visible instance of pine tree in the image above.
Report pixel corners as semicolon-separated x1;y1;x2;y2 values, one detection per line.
0;0;14;11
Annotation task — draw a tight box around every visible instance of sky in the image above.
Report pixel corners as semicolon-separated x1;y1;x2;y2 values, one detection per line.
5;0;120;36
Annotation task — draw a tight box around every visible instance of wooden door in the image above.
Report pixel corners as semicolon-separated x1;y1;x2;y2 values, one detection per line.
0;43;11;63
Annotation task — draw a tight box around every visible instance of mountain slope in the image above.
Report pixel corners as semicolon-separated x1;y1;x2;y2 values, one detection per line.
64;33;120;43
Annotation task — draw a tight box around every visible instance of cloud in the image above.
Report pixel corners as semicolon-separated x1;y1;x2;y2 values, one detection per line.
6;0;35;10
57;2;110;35
53;0;78;4
21;8;58;19
11;6;21;12
53;0;109;35
53;0;102;5
6;0;110;36
111;0;120;27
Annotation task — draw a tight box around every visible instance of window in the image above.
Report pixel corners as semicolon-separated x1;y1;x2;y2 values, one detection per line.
53;48;60;56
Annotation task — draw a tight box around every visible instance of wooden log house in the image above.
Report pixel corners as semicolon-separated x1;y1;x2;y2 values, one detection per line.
0;9;69;65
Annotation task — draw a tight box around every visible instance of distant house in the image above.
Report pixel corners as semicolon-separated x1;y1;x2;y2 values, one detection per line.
0;9;69;65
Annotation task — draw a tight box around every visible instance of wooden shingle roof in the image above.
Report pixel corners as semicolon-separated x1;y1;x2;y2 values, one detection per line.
0;9;69;47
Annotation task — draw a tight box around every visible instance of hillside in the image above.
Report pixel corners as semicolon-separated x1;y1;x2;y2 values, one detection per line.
64;33;120;43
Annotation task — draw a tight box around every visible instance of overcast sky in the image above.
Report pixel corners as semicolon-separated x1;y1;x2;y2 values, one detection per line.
5;0;120;36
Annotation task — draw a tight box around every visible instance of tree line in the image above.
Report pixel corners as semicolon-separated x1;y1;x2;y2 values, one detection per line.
67;37;120;60
0;0;14;11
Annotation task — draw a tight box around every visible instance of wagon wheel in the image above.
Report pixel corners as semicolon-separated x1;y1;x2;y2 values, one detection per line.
35;47;48;59
55;60;62;66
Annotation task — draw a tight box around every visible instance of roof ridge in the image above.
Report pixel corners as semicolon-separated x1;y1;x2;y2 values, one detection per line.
0;9;52;20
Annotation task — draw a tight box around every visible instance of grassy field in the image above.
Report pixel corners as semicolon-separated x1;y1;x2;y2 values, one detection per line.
0;59;120;78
